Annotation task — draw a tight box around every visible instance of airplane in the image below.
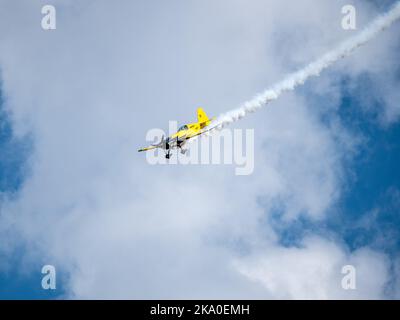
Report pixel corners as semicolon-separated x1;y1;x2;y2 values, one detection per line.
138;108;216;159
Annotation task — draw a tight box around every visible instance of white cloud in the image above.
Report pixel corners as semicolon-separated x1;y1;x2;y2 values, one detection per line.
0;0;399;298
234;236;389;299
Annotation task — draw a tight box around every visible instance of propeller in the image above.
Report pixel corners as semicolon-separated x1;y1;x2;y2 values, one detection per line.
152;135;165;147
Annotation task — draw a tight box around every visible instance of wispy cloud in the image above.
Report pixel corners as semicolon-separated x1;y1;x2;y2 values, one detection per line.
0;0;399;298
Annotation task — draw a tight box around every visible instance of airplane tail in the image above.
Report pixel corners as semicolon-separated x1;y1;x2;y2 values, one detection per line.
197;108;213;128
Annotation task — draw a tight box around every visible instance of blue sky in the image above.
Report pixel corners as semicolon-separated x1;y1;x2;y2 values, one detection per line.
270;75;400;254
1;84;58;299
2;58;400;299
0;87;30;194
0;0;400;299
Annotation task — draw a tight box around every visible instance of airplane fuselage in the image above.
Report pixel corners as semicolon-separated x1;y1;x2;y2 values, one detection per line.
138;107;214;158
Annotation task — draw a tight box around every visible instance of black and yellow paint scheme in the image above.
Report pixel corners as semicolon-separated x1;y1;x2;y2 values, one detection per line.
138;108;215;159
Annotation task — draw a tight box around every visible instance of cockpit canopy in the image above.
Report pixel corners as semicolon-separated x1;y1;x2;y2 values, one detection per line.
178;125;189;131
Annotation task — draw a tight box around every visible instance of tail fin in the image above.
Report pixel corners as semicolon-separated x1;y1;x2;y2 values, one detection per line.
197;107;210;126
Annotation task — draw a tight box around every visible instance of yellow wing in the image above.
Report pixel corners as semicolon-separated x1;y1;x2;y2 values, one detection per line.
138;145;157;152
186;124;219;141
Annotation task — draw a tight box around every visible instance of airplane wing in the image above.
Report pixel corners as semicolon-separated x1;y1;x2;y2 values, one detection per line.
186;124;220;141
138;145;158;152
138;127;216;153
138;136;180;152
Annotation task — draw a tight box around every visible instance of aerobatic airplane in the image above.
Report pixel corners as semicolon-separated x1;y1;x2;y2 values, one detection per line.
138;108;216;159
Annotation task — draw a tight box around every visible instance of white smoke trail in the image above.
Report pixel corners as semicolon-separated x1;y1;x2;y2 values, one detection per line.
214;2;400;129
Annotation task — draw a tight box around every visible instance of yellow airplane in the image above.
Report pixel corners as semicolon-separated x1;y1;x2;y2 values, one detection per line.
138;108;216;159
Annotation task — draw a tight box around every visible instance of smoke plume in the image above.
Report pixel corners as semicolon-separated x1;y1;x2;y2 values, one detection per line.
214;2;400;128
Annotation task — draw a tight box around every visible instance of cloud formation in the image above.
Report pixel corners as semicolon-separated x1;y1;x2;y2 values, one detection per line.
0;0;399;298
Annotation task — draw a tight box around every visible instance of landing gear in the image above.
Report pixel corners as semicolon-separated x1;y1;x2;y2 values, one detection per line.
163;139;187;159
165;139;170;159
177;140;187;155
